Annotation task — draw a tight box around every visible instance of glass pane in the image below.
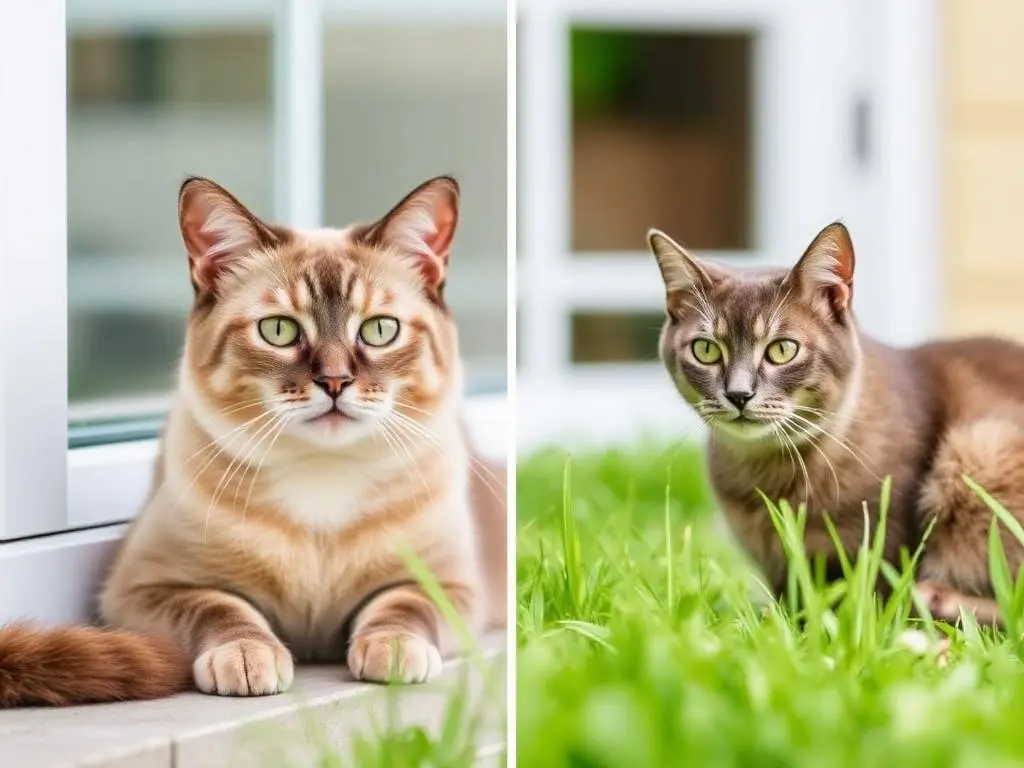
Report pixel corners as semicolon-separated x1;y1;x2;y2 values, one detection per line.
571;29;753;253
68;17;273;423
323;22;507;390
571;311;665;363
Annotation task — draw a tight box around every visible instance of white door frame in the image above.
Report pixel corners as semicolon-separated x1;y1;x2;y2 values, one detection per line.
516;0;939;452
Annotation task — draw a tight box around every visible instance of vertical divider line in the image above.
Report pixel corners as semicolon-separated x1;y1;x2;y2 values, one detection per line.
273;0;324;229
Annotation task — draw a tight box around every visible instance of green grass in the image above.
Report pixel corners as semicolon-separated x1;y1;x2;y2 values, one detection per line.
517;441;1024;768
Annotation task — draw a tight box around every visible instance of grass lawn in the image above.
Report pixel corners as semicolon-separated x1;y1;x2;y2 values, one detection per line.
517;442;1024;768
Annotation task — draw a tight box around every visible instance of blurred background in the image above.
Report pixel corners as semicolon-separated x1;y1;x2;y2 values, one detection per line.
67;0;506;436
514;0;987;452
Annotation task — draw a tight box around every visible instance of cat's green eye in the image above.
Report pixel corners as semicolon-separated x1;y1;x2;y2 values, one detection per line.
691;339;722;365
766;339;799;365
258;316;301;347
359;316;400;347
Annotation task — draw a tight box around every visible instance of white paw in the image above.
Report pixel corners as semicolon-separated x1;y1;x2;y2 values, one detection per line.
348;631;442;683
193;638;294;696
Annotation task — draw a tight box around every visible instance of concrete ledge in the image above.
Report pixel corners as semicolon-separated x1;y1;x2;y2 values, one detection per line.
0;633;506;767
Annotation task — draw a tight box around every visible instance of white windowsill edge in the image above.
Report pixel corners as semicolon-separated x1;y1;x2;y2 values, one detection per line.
0;631;506;768
517;374;708;455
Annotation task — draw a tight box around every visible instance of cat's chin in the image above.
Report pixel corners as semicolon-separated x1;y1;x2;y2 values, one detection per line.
710;417;777;443
285;414;378;449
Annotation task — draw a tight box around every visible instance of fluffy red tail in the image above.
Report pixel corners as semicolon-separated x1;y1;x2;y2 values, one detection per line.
0;623;192;707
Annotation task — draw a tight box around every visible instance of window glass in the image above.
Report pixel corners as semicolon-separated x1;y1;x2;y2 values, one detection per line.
571;311;665;363
322;21;507;389
571;29;753;254
67;15;273;424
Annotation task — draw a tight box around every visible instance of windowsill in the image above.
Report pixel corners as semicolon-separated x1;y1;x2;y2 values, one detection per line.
0;631;506;767
516;372;705;453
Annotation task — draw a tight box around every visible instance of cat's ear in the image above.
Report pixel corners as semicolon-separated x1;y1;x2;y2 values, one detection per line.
362;175;459;295
789;221;855;315
178;177;281;294
647;228;726;296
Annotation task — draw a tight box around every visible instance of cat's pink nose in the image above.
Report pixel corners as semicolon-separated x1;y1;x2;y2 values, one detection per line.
314;375;353;397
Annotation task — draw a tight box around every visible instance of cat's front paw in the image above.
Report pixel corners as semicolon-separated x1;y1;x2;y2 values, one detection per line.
193;638;294;696
348;631;442;683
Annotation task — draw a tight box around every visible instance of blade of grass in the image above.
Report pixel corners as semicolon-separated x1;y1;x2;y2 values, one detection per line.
965;474;1024;547
665;478;675;612
562;459;584;616
988;519;1018;642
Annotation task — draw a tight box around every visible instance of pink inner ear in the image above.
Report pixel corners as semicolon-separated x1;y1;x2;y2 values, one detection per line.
181;198;214;262
183;218;218;263
830;281;852;313
424;202;457;266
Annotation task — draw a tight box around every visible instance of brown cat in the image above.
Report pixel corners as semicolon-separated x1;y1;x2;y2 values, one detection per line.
0;175;506;707
649;222;1023;625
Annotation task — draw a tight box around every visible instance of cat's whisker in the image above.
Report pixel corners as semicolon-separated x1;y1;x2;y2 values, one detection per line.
391;408;507;494
237;415;293;557
181;407;279;469
781;423;814;506
177;396;293;476
375;417;437;526
388;415;506;507
785;410;876;466
176;410;279;509
380;417;433;503
217;397;273;418
766;283;795;332
768;420;800;487
785;411;886;488
790;404;878;428
783;416;842;505
236;413;292;521
390;397;436;418
681;300;714;327
202;413;286;544
386;410;506;505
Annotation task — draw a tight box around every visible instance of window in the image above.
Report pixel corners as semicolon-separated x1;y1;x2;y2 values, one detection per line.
1;0;506;623
321;17;507;390
515;0;929;450
68;17;274;428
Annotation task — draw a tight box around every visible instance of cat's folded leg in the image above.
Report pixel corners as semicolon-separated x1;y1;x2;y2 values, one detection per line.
916;417;1024;631
103;584;293;696
346;581;478;684
913;580;1002;627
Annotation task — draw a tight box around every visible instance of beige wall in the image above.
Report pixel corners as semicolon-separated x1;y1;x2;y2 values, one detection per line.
945;0;1024;338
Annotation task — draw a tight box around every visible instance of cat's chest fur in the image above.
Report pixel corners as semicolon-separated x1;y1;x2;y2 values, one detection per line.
264;455;392;530
707;435;921;591
202;499;415;661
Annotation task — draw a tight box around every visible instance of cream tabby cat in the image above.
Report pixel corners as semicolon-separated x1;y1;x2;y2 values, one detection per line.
649;222;1024;625
0;175;506;706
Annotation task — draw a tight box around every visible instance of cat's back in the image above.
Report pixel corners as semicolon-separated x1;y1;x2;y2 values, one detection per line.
912;335;1024;417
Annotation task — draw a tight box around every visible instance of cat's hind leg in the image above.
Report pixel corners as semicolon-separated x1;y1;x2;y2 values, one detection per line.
101;583;294;697
917;417;1024;605
913;579;1002;627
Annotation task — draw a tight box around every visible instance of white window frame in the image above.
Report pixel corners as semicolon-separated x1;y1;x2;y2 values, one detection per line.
516;0;939;452
0;0;507;624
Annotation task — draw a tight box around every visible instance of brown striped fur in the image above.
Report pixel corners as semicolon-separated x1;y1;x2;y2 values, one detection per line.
0;624;191;706
649;223;1024;625
0;175;505;706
